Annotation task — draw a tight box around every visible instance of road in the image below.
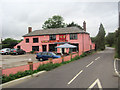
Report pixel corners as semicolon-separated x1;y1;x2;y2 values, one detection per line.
3;47;120;89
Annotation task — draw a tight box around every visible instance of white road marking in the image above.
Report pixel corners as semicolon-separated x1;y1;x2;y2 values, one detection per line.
114;58;120;77
86;61;94;68
68;70;83;85
95;57;100;61
88;78;102;89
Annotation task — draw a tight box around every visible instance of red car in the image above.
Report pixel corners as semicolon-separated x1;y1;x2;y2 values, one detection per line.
10;48;26;55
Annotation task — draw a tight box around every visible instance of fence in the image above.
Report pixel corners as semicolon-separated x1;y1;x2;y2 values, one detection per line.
2;53;78;76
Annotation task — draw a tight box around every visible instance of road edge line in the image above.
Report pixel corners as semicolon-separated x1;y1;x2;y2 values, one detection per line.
1;70;46;88
114;58;120;77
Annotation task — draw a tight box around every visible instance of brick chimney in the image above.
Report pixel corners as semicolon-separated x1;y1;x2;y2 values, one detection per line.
28;27;32;33
83;21;86;32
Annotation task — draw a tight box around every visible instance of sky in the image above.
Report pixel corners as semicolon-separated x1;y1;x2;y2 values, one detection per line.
1;0;119;40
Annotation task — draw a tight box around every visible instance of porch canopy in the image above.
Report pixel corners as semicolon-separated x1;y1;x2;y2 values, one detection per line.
55;43;77;48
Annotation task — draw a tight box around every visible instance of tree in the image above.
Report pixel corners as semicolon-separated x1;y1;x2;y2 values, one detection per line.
42;15;65;29
18;39;23;43
2;38;19;48
95;23;106;50
105;33;115;47
115;28;120;58
91;37;96;43
66;22;83;29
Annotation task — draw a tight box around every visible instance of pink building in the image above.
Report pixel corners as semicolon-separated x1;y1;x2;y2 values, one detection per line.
14;21;95;55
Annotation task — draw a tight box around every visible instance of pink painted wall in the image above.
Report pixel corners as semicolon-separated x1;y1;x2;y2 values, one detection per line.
14;33;95;54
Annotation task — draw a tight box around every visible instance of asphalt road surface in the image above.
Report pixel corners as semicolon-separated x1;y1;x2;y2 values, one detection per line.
3;47;120;89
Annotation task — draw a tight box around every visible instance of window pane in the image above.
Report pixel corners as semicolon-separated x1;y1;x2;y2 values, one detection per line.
50;35;56;40
26;38;29;43
33;38;38;43
42;52;47;55
70;34;77;40
32;46;39;51
38;52;42;55
48;53;52;56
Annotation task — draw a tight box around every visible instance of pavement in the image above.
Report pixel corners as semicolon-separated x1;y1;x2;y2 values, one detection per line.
1;54;39;69
2;47;120;89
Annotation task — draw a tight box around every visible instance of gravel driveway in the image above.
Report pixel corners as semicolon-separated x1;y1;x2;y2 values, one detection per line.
1;54;39;69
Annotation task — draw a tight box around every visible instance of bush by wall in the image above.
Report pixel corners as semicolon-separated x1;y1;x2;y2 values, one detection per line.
30;50;35;54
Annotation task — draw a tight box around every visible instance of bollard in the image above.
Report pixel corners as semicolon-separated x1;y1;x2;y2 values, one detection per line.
49;58;53;64
28;58;33;71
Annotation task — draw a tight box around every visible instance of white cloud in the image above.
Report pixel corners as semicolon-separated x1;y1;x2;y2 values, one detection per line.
1;1;119;39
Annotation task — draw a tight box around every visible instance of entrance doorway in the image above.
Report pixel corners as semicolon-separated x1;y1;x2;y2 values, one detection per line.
71;43;79;52
42;45;47;52
62;48;64;54
49;44;57;52
32;46;39;51
17;46;21;49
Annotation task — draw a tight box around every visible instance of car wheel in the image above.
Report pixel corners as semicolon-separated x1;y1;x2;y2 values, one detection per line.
16;53;18;55
39;58;43;61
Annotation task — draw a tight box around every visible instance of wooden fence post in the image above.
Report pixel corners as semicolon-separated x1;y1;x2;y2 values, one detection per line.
49;58;53;64
28;58;33;71
61;55;64;62
70;53;72;60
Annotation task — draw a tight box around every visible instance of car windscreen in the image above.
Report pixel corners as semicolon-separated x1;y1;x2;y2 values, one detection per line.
51;52;56;56
6;49;10;51
11;49;17;51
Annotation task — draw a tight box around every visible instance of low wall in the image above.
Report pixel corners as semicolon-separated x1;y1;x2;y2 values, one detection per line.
2;53;78;76
2;65;29;76
52;58;62;64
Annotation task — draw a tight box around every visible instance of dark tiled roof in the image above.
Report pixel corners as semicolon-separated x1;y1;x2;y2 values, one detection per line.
23;27;89;37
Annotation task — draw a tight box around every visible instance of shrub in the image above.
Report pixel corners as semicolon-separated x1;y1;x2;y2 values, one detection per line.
2;75;9;83
62;60;71;64
30;50;35;54
37;63;61;71
2;70;34;83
